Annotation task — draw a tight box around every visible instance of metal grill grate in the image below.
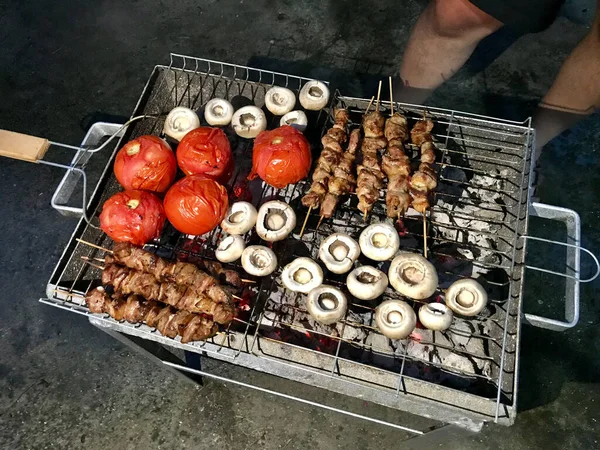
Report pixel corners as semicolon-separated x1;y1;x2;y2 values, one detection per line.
44;55;535;427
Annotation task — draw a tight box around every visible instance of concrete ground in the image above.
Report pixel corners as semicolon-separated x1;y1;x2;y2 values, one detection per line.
1;1;599;448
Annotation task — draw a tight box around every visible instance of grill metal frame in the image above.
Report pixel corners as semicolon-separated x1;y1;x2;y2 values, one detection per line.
41;54;596;434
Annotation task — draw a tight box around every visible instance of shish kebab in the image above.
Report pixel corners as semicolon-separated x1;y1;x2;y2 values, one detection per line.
102;264;236;325
357;85;386;219
382;77;411;218
86;287;218;343
301;109;350;211
408;117;437;213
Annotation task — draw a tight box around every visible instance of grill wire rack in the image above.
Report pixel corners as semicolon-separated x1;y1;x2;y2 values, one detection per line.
40;54;599;437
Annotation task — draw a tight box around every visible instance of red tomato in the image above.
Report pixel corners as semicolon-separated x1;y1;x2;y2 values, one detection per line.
176;127;233;182
114;135;177;193
99;190;166;245
163;174;229;235
248;125;311;189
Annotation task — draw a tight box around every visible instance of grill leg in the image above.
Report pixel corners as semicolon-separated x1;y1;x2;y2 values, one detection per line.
93;325;204;387
402;423;479;449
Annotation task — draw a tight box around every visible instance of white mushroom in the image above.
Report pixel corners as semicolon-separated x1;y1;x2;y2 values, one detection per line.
306;285;347;324
388;253;438;300
220;201;258;235
265;86;296;116
279;110;308;132
281;257;324;293
299;80;330;110
318;233;360;274
418;303;453;331
346;266;388;301
256;200;296;242
215;235;245;263
241;245;278;277
204;98;234;126
163;107;200;141
231;106;267;139
445;279;488;317
375;300;417;340
359;222;400;262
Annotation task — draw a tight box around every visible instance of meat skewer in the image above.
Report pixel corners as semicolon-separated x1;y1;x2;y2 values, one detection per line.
300;108;349;236
101;263;235;324
382;77;411;219
356;82;386;219
409;112;438;258
408;115;437;213
86;287;218;343
319;128;361;219
110;243;235;307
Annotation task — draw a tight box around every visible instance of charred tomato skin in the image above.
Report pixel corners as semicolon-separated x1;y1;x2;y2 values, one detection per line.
176;127;233;183
248;125;311;189
100;190;166;245
163;174;229;236
114;135;177;193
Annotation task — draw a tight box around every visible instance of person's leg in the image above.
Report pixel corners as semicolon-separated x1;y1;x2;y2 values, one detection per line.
533;0;600;155
394;0;503;103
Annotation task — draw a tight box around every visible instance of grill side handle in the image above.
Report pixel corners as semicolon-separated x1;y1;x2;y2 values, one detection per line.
522;202;600;331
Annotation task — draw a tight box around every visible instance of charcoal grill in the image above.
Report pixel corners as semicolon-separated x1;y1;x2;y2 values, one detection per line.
28;54;599;443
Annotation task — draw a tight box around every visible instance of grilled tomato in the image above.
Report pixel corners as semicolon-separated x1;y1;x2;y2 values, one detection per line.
99;190;166;245
164;174;229;235
248;125;311;189
176;127;233;183
114;135;177;193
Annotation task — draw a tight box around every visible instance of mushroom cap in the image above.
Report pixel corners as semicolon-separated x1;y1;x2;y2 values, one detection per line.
375;300;417;339
346;266;388;301
265;86;296;116
359;222;400;262
306;285;347;324
256;200;296;242
163;107;200;141
241;245;278;277
299;80;330;111
445;278;488;317
418;303;453;331
204;98;234;126
279;110;308;132
221;201;258;235
318;233;361;274
232;106;267;139
215;235;246;263
388;253;438;300
281;257;324;293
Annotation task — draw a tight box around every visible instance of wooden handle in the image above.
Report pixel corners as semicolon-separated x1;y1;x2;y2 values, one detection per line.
0;129;50;162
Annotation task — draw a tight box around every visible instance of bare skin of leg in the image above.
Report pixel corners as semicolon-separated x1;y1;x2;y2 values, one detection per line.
533;0;600;155
394;0;503;104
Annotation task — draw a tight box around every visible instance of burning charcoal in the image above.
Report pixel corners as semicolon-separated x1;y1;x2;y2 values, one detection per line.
442;352;478;375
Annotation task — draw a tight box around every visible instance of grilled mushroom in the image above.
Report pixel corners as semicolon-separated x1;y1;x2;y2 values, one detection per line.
346;266;388;301
265;86;296;116
388;253;438;300
256;200;296;242
306;285;347;324
281;257;324;293
163;107;200;141
279;110;308;132
232;106;267;139
359;222;400;262
241;245;278;277
299;80;330;110
445;279;488;317
221;201;258;235
375;300;417;339
418;303;453;331
204;98;234;126
215;235;246;263
318;233;360;274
